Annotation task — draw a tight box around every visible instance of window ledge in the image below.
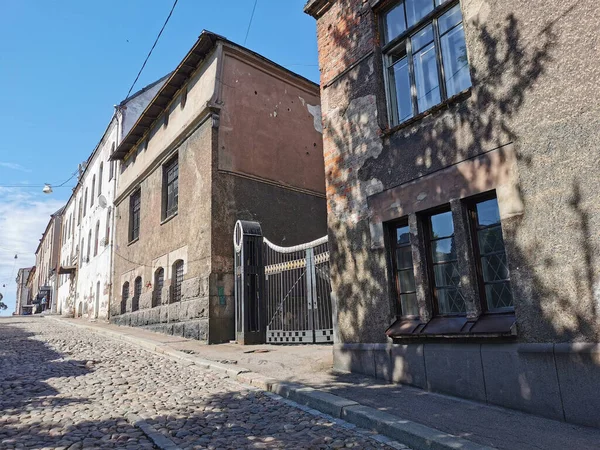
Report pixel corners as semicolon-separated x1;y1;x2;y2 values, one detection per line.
127;237;139;247
160;211;178;225
386;312;516;339
381;88;472;137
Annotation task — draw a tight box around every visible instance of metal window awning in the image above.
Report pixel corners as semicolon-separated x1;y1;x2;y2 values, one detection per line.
58;265;77;275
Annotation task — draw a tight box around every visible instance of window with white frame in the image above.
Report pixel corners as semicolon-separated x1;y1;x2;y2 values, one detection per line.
382;0;471;126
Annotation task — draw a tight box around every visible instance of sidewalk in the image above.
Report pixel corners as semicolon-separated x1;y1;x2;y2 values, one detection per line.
51;318;600;450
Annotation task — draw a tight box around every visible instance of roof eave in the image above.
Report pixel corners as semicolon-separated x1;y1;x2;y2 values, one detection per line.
110;31;221;162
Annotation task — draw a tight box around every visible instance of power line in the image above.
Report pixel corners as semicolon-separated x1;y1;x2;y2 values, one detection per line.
244;0;258;46
125;0;179;100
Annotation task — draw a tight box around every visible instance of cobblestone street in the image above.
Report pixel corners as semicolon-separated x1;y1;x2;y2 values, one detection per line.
0;318;407;450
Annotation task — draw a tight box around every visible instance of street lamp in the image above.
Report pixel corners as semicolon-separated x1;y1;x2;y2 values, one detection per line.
42;184;53;194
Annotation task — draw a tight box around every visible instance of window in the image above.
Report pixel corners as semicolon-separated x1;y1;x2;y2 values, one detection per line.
109;143;115;181
98;163;103;196
162;155;179;220
180;86;188;109
91;176;95;206
106;209;111;244
426;209;465;315
153;268;164;307
94;221;100;256
382;1;471;125
132;276;142;312
80;238;84;265
129;190;141;242
121;282;129;314
171;260;183;303
83;189;88;217
390;222;419;317
468;196;513;312
77;200;82;225
87;229;92;261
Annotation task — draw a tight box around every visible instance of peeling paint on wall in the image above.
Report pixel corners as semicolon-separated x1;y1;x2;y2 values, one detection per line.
307;104;323;133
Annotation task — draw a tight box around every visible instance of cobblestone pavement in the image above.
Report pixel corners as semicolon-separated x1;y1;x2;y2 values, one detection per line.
0;318;409;450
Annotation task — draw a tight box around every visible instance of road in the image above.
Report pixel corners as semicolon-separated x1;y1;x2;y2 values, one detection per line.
0;317;407;450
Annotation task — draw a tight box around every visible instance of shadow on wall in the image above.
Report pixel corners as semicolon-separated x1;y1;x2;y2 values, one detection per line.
322;1;598;344
0;322;91;417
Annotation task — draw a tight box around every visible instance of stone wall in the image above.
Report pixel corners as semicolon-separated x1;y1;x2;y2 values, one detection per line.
308;0;600;345
112;276;210;341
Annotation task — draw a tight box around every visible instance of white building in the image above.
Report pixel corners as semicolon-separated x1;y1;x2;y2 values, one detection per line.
59;78;167;320
56;187;80;316
14;267;33;315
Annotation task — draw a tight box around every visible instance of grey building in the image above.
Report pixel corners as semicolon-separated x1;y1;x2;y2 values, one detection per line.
14;267;33;315
109;31;327;343
305;0;600;428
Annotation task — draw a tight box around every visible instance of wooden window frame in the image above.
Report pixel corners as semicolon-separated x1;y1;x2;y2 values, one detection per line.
129;189;141;242
388;219;419;318
465;191;515;314
423;205;465;317
162;154;179;221
380;0;471;126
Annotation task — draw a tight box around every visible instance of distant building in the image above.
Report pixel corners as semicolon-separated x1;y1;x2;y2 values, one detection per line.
109;31;327;343
33;208;64;313
56;77;167;319
14;267;33;315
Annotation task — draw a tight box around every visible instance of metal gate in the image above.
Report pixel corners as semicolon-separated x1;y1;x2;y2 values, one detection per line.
234;220;334;344
264;236;333;343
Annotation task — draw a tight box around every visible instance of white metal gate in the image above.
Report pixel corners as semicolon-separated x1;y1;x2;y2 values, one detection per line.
263;236;333;344
234;220;333;345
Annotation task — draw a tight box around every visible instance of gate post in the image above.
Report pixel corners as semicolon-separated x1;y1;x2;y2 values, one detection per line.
234;220;265;345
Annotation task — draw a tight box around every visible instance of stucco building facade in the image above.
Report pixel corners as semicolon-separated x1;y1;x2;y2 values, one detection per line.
33;208;64;313
14;267;33;315
55;78;166;320
306;0;600;428
110;31;327;344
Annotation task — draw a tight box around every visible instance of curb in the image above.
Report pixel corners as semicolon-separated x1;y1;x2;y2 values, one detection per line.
47;317;496;450
126;413;182;450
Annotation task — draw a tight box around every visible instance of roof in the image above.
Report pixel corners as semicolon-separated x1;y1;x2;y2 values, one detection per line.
119;72;173;107
111;30;319;161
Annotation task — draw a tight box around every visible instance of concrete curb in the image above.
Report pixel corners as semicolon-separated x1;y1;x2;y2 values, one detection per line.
48;317;496;450
126;413;181;450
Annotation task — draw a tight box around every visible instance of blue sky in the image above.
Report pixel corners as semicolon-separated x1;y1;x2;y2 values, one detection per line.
0;0;319;314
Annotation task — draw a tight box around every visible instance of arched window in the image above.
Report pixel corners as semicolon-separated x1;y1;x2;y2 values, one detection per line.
87;229;92;261
153;268;164;307
91;176;96;206
121;282;129;314
98;163;103;196
80;238;85;265
94;221;100;256
171;260;184;303
78;199;82;224
132;276;142;311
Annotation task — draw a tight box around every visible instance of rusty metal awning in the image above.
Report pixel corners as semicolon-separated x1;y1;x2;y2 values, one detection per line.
58;265;77;275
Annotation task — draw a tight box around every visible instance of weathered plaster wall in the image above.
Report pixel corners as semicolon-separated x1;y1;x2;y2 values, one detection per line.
117;50;218;192
314;0;600;344
112;118;214;341
57;192;79;317
217;48;325;195
75;120;119;321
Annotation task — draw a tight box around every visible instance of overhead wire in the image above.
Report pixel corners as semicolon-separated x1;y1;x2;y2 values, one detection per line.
244;0;258;45
124;0;179;100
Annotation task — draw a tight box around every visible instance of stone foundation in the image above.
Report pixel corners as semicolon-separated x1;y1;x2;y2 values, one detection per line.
334;343;600;428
